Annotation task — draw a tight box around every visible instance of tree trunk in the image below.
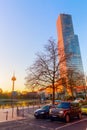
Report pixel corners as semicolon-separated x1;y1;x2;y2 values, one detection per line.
52;83;55;105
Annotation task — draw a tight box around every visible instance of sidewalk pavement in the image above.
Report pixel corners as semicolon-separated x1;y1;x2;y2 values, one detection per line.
0;105;41;123
0;107;24;123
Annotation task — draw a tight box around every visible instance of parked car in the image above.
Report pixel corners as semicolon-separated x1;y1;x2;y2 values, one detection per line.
81;105;87;114
54;100;61;105
34;104;55;119
49;101;82;123
74;98;84;103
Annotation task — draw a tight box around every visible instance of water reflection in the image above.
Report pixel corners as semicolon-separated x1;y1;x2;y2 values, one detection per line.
0;99;40;109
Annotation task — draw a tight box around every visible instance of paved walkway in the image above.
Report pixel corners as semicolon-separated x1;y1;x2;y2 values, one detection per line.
0;105;39;123
0;107;24;122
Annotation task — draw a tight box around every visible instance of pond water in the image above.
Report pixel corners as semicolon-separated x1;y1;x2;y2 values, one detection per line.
0;99;40;108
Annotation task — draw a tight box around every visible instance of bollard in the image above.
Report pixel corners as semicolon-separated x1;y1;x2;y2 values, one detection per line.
28;105;29;113
17;106;19;116
6;111;8;120
33;103;34;110
12;106;14;118
22;106;24;117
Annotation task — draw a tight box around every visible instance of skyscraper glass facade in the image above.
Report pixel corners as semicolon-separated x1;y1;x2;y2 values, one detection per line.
56;14;85;87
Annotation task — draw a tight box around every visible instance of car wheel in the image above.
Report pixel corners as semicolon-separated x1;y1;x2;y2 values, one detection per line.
35;116;39;119
65;114;70;123
50;117;54;121
45;114;49;119
78;112;82;119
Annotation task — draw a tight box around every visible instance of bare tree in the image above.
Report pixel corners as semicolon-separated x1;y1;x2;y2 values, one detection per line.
65;68;86;98
25;38;72;104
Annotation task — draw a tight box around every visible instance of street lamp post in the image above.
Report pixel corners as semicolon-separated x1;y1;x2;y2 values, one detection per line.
32;86;35;109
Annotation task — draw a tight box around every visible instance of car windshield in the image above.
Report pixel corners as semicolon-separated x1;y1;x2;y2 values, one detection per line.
57;102;70;109
42;105;49;110
75;98;83;101
55;100;61;102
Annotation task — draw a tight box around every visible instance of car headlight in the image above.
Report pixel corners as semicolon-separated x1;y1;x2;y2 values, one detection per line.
40;111;45;114
59;111;64;114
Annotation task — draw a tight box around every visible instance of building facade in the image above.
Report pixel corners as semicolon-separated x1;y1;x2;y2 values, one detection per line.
56;14;85;90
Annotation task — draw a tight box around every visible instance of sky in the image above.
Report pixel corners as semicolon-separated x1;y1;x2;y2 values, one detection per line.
0;0;87;92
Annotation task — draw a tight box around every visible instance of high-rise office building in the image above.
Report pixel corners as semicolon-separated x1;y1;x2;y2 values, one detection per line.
56;14;85;87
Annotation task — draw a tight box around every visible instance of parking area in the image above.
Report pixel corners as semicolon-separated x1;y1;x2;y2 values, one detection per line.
0;113;87;130
0;105;87;130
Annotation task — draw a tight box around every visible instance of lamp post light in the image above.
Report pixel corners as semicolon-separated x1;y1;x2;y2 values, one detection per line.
11;73;16;118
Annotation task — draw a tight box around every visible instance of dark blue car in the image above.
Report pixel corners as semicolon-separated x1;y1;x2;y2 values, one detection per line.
34;105;53;119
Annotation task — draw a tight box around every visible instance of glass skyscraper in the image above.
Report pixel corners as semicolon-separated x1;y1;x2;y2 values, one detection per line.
56;14;85;87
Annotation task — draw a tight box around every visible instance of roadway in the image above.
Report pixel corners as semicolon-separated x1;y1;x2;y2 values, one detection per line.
0;110;87;130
